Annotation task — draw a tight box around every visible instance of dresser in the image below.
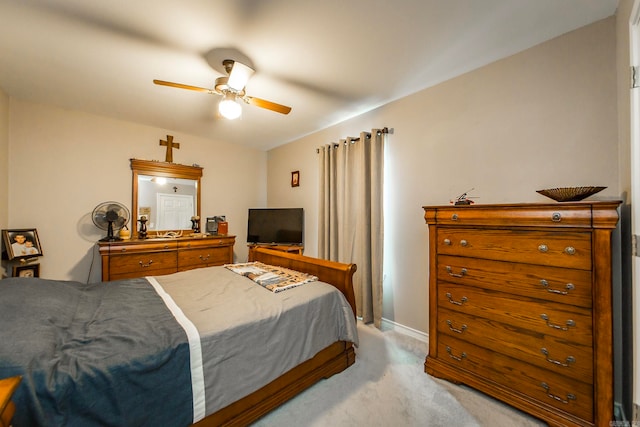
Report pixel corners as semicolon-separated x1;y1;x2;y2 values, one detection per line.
422;201;620;427
98;235;235;281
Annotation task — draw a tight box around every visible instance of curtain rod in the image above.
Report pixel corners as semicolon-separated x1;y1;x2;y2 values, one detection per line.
316;127;392;153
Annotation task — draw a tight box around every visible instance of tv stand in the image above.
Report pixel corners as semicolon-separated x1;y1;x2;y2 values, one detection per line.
247;244;303;256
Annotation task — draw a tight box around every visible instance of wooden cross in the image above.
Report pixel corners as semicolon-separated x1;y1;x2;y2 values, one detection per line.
159;135;180;163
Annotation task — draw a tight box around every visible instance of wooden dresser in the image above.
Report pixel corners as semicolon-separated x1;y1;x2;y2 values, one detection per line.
98;235;235;281
422;201;620;427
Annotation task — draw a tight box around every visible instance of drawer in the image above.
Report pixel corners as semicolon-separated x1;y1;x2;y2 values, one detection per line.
107;240;177;254
178;246;232;269
178;237;235;249
436;304;593;381
426;204;593;228
435;336;593;422
437;255;592;308
437;228;591;270
109;251;177;279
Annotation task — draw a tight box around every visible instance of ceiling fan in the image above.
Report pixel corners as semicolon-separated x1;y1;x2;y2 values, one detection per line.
154;59;292;119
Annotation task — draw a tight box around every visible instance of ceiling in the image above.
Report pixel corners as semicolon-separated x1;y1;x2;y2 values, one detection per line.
0;0;619;151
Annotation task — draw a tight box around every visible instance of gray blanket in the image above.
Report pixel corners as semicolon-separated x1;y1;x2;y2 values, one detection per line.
0;267;358;426
0;277;193;427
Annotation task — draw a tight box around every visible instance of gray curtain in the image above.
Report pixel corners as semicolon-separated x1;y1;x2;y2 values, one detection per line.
318;129;385;327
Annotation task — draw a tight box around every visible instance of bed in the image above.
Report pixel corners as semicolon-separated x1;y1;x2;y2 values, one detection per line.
0;248;358;426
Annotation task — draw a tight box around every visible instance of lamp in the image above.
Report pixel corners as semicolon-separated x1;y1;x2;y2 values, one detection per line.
227;61;254;92
218;92;242;120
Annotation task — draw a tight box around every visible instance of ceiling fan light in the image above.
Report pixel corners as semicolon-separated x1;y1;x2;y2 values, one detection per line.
219;93;242;119
227;61;254;91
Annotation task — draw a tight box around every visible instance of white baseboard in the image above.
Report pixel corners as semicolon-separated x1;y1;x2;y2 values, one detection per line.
380;317;429;344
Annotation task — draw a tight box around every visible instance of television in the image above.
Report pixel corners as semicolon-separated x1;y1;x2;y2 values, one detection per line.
247;208;304;245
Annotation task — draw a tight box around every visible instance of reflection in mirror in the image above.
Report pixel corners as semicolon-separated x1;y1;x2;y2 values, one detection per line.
131;159;203;237
138;175;197;230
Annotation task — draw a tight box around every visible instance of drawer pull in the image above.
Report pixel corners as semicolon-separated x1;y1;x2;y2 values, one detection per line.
540;279;575;295
446;346;466;361
199;254;210;262
540;383;576;405
538;244;548;253
443;238;451;245
446;320;467;334
446;266;467;278
540;314;576;331
445;292;467;305
139;260;154;268
451;214;458;221
121;248;127;252
459;239;468;247
551;212;562;222
564;246;576;255
541;348;575;367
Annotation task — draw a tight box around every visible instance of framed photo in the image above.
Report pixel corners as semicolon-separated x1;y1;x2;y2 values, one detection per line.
12;263;40;278
2;228;43;260
291;170;300;187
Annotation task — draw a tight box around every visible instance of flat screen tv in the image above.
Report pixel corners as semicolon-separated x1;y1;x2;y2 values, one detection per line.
247;208;303;245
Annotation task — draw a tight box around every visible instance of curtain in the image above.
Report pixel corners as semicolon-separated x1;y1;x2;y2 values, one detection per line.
318;129;385;327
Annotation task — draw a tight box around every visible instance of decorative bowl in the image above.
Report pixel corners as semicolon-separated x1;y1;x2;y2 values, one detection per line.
536;186;606;202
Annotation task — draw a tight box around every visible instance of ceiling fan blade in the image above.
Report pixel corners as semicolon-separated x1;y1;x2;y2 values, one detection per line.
227;61;255;92
153;80;215;94
245;96;292;115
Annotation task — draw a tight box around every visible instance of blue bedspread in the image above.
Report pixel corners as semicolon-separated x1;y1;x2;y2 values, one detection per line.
0;277;193;427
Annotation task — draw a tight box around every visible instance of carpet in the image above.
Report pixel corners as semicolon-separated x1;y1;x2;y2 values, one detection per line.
254;322;545;426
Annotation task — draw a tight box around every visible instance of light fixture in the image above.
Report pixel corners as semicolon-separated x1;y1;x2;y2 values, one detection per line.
218;92;242;120
226;61;254;92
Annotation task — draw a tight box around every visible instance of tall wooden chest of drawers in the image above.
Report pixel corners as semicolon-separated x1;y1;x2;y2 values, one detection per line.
423;202;620;427
98;235;235;281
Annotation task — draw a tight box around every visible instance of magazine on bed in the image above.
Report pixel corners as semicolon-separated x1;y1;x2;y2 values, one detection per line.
225;261;318;292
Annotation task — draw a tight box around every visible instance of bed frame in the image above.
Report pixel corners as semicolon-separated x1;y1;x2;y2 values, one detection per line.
193;248;357;427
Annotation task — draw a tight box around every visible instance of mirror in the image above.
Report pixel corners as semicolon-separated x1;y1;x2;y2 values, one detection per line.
131;159;202;237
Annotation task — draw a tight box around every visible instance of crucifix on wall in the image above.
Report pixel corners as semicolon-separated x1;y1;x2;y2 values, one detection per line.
160;135;180;163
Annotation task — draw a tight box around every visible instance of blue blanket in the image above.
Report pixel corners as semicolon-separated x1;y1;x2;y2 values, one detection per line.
0;277;193;427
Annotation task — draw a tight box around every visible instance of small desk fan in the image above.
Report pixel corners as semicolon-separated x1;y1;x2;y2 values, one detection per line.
92;201;130;242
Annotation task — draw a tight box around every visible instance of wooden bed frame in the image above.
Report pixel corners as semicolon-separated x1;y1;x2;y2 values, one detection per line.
193;248;357;427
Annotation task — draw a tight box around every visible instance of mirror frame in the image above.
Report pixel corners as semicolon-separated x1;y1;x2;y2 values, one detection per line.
131;159;203;238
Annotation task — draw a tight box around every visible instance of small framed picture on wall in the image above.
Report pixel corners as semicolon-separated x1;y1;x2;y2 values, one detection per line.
291;171;300;187
12;263;40;278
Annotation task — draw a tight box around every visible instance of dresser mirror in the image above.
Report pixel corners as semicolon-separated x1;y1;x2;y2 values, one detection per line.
131;159;203;237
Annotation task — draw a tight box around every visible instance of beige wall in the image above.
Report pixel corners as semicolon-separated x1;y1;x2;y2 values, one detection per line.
0;88;8;230
7;100;267;281
268;17;618;334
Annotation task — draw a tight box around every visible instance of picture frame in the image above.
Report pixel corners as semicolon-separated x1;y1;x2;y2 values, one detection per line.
12;263;40;278
291;170;300;187
2;228;43;260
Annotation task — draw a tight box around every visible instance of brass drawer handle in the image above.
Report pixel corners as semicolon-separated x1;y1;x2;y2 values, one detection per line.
199;254;210;262
451;214;458;221
445;292;467;305
538;244;548;253
564;246;576;255
540;314;575;331
446;266;467;278
139;260;154;268
540;279;575;295
443;238;451;245
459;239;468;247
446;320;467;334
540;383;576;405
551;212;562;222
446;346;466;361
541;348;575;367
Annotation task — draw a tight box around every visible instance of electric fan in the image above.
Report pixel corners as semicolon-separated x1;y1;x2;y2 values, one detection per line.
92;201;130;242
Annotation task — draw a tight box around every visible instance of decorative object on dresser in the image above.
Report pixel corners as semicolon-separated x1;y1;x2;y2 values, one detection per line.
536;186;606;202
1;229;43;279
98;235;236;281
422;201;621;427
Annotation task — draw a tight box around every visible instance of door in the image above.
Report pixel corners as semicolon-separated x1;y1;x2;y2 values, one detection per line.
157;193;194;230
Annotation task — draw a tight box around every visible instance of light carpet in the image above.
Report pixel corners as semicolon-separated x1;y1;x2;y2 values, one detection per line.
254;322;545;426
